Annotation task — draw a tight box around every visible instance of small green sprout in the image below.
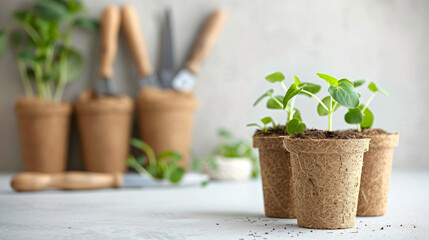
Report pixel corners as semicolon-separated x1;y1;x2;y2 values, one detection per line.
313;73;362;131
127;138;185;184
247;116;277;133
345;81;389;131
249;72;321;134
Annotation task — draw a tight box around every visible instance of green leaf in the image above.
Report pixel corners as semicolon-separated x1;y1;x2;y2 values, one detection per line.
317;73;338;86
18;52;35;63
283;83;302;108
66;0;84;13
157;151;182;161
292;108;302;121
317;96;340;116
167;167;185;183
13;11;33;23
0;30;6;59
253;89;273;106
246;123;261;128
353;79;366;87
74;18;99;30
265;72;285;83
146;165;160;178
266;95;283;109
136;156;147;165
294;75;300;86
51;46;83;83
328;81;360;108
299;82;321;96
368;82;389;96
345;108;363;124
10;32;22;49
260;116;273;125
286;119;306;135
358;105;374;128
338;78;354;86
218;129;233;138
35;0;69;20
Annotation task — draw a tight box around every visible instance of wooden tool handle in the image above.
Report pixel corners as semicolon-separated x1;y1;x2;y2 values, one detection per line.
99;5;121;78
185;8;227;75
121;5;153;77
11;172;123;192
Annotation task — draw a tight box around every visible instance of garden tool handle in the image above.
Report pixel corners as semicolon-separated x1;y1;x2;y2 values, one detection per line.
11;172;122;192
185;8;227;75
99;5;121;78
121;5;154;77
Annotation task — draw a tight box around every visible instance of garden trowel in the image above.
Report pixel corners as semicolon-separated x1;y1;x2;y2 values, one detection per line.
121;5;160;88
171;8;227;91
97;5;121;96
11;172;209;192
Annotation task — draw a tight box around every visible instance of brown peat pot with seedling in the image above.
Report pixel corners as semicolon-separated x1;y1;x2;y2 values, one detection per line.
283;73;370;229
344;81;399;216
248;72;321;218
0;0;98;172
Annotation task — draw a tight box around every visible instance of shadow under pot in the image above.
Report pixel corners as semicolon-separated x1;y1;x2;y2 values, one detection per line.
284;136;370;229
136;88;198;170
15;97;72;173
253;134;296;218
75;91;134;173
357;130;399;216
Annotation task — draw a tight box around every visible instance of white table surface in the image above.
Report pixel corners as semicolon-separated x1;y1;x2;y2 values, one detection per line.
0;169;428;240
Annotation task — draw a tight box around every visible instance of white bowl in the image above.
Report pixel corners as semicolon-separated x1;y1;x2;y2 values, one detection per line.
203;156;252;181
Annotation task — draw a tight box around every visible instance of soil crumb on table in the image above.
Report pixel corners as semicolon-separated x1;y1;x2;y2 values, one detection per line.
290;129;366;139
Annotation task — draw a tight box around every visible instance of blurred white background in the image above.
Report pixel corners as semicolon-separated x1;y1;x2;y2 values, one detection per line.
1;0;428;171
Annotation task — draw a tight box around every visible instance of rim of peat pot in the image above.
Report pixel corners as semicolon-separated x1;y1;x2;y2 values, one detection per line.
283;134;370;229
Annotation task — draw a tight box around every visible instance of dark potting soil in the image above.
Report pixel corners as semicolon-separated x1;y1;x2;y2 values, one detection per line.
290;129;366;139
254;126;287;136
360;128;396;136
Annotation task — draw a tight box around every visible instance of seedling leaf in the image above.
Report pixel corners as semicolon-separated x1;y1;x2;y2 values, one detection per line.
253;89;274;106
260;116;273;125
246;123;262;128
338;78;354;86
345;108;363;124
328;81;360;108
299;82;321;96
317;96;340;116
286;118;306;135
353;79;366;87
294;75;300;86
317;73;338;86
265;72;285;83
358;105;374;128
266;95;283;109
368;81;389;96
283;83;302;108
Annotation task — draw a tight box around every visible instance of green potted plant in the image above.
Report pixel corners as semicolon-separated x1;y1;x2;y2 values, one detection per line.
247;72;320;218
344;81;399;216
192;129;259;182
283;73;370;229
0;0;98;172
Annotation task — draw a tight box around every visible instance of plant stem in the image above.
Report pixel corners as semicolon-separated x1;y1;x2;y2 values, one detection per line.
361;92;377;113
17;60;33;96
54;82;66;102
280;81;288;92
302;89;329;112
128;157;152;177
357;124;362;132
328;97;333;131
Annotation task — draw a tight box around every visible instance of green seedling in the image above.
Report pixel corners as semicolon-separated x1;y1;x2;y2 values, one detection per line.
312;73;362;131
249;72;321;134
246;116;277;134
0;0;98;102
345;81;389;131
127;138;185;184
192;128;259;179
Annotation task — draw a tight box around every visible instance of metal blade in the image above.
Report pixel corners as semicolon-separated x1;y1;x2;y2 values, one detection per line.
159;9;175;88
171;69;195;91
122;172;209;188
140;74;160;88
97;78;116;96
